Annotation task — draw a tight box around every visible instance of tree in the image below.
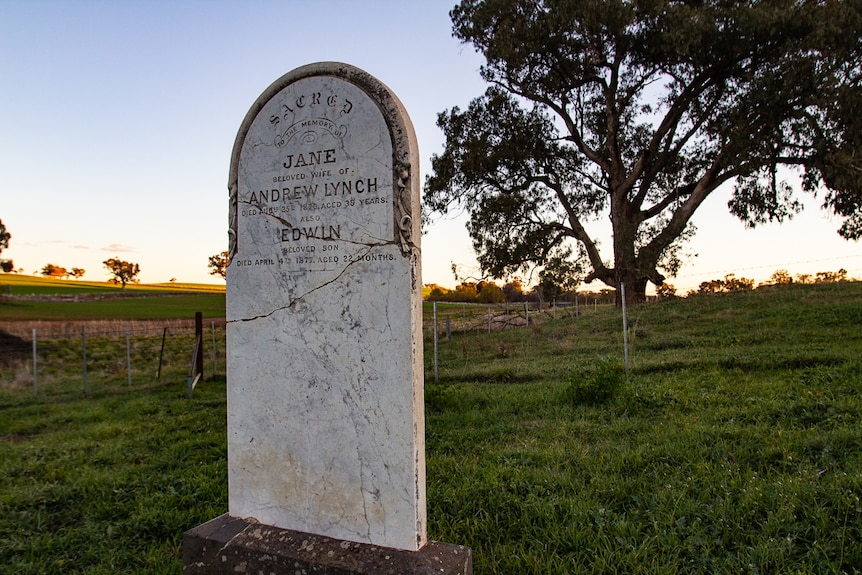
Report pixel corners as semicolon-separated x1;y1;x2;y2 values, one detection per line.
208;251;229;280
0;220;9;255
655;283;677;300
770;269;794;285
70;268;85;280
502;276;526;302
0;219;11;273
103;258;140;289
693;273;753;295
815;268;848;283
425;0;862;305
536;249;582;301
477;281;506;303
41;264;66;278
723;274;754;292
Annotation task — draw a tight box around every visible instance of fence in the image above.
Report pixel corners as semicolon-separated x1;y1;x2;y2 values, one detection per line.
423;297;612;335
0;319;226;397
0;296;620;398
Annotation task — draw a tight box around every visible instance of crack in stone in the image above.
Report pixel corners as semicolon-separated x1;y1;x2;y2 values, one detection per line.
227;241;401;325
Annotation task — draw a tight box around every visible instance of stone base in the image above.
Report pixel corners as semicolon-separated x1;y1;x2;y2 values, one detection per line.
183;515;472;575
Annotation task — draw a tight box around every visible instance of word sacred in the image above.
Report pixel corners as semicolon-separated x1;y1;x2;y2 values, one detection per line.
270;92;353;118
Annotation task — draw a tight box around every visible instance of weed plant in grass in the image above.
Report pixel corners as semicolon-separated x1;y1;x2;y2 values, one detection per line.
0;282;860;573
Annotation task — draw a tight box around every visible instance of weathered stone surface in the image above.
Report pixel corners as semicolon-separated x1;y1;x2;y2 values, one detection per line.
183;515;472;575
225;62;425;551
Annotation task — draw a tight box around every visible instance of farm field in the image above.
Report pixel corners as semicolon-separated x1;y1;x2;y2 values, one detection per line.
0;275;225;322
1;282;861;573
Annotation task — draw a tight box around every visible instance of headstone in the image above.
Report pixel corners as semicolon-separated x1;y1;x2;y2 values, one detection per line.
184;62;471;574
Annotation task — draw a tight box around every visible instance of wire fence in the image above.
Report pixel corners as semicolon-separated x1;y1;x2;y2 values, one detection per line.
0;319;226;397
422;298;611;337
0;298;618;399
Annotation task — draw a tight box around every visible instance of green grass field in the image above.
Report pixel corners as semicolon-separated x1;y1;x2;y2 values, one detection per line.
0;274;225;321
1;281;860;574
0;274;225;295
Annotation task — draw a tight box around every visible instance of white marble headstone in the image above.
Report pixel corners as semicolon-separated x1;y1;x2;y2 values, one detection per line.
226;63;425;551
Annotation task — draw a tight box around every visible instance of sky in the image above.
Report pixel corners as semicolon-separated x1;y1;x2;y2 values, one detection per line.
1;0;860;293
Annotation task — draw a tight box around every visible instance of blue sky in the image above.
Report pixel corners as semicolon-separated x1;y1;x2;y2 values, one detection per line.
2;0;860;291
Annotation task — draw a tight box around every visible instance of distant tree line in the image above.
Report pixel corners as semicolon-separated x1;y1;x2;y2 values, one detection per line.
655;268;853;299
427;267;853;304
762;268;849;286
426;277;617;305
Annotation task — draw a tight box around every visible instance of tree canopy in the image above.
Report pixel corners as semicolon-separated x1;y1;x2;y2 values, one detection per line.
103;258;140;289
0;219;11;272
41;264;67;279
424;0;862;303
208;251;229;280
0;220;9;255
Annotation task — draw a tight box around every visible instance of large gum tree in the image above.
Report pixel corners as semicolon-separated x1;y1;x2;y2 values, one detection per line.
424;0;862;304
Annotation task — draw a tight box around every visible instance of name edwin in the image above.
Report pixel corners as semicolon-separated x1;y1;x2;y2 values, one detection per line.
281;224;341;242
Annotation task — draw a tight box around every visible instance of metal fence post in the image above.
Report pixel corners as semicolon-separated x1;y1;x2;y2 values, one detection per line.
195;312;204;381
82;325;88;396
621;282;630;371
433;301;439;382
211;321;217;376
32;328;37;396
126;326;132;385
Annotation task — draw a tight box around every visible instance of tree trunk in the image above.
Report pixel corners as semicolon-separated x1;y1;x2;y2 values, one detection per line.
615;275;648;306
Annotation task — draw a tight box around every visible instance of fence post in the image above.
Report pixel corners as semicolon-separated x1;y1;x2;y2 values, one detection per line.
195;312;204;381
157;327;167;379
525;302;529;326
211;321;217;376
445;315;451;341
188;335;202;398
81;325;88;396
575;294;579;317
126;326;132;385
32;328;37;397
621;282;630;371
433;302;438;382
487;305;492;333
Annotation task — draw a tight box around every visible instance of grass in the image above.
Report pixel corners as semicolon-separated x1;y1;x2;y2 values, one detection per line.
0;294;226;322
1;282;861;573
0;374;226;575
0;275;225;321
0;273;225;295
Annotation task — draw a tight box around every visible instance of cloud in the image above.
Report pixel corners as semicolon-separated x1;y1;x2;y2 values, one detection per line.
101;243;136;253
21;240;66;247
73;245;89;249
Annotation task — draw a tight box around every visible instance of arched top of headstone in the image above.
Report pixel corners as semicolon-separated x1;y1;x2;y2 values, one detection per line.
227;62;419;263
